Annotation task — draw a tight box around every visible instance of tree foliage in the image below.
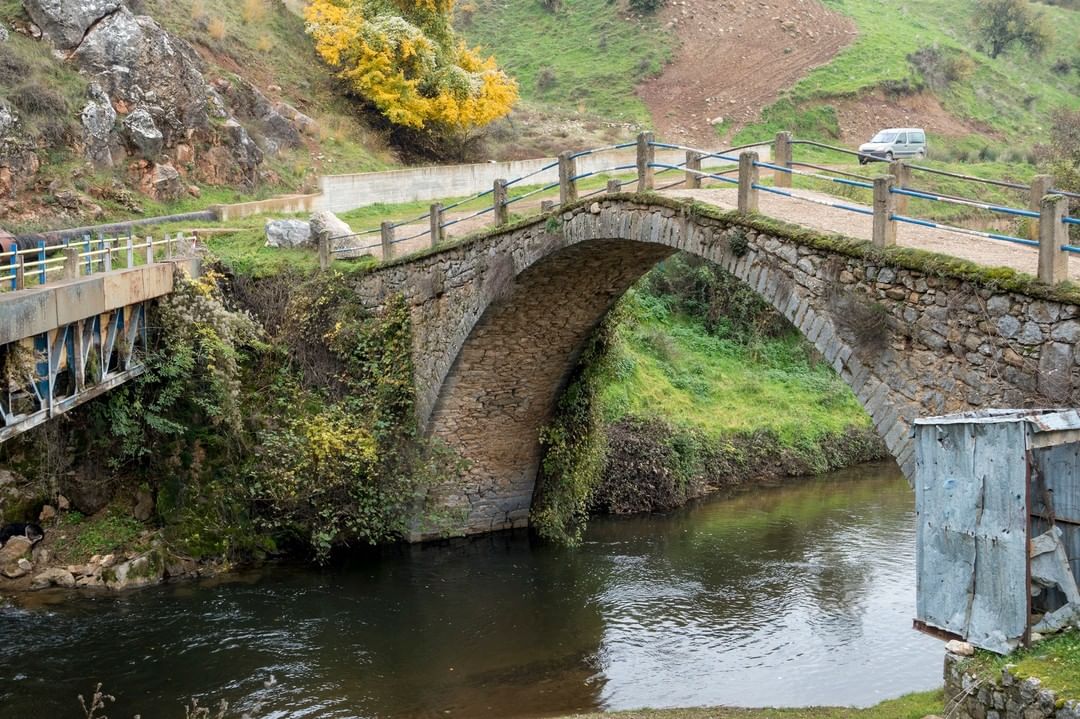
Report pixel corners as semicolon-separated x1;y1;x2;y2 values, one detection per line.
973;0;1052;59
305;0;518;131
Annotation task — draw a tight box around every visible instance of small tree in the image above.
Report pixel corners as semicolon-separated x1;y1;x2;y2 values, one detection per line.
973;0;1052;59
305;0;518;134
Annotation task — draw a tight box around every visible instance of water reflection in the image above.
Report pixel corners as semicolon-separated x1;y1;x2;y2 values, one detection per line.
0;463;941;718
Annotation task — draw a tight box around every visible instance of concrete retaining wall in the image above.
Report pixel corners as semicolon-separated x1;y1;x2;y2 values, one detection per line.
945;651;1080;719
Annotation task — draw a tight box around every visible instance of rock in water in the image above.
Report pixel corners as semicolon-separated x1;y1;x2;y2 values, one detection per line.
265;219;312;248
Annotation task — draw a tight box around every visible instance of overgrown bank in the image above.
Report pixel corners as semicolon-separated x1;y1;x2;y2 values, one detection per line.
531;254;886;544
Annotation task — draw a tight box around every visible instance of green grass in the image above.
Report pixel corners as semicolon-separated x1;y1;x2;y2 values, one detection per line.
734;0;1080;156
555;690;944;719
599;290;871;446
54;508;145;563
460;0;673;123
969;630;1080;701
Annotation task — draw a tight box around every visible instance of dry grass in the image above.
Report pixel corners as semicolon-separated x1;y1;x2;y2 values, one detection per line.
241;0;266;24
207;15;227;40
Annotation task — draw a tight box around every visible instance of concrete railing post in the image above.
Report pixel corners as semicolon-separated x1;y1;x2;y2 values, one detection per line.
774;131;793;189
889;159;911;215
685;150;702;189
380;221;395;261
637;131;655;191
1038;194;1069;284
493;178;509;227
558;151;578;206
103;239;112;272
146;236;155;265
1030;175;1054;241
872;175;897;248
607;179;622;194
63;248;79;280
318;232;330;270
738;152;759;214
429;203;443;248
126;237;134;269
14;255;25;290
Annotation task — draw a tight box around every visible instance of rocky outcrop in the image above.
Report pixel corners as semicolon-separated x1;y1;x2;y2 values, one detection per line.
80;82;116;167
122;106;162;160
219;78;303;154
21;0;121;50
265;218;312;248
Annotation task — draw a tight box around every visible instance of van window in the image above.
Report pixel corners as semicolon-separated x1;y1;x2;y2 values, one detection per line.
871;131;898;143
911;131;926;144
896;133;907;144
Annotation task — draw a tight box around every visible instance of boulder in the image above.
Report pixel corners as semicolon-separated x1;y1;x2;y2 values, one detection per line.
265;219;312;248
105;552;163;590
132;487;153;521
0;536;31;564
80;83;117;167
30;567;76;590
0;103;16;136
0;23;8;42
2;558;32;579
136;161;183;201
38;504;56;522
309;210;353;251
122;107;163;159
21;0;121;50
222;79;302;153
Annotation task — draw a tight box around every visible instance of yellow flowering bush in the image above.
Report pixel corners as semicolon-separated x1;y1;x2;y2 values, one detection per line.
305;0;517;130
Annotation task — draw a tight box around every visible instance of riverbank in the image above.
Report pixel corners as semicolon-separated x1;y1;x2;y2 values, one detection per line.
554;690;944;719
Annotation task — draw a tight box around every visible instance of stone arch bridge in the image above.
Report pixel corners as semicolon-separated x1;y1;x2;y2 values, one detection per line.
347;195;1080;536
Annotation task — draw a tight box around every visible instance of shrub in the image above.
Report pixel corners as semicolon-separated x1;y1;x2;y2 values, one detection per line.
907;44;975;90
241;0;266;24
0;48;31;87
978;145;999;162
256;33;273;52
207;16;227;41
9;84;68;117
1051;57;1074;75
973;0;1052;59
629;0;664;14
536;66;557;91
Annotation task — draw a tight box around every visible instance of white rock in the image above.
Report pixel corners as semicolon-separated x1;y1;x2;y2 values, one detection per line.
30;567;76;590
264;219;312;249
945;639;975;656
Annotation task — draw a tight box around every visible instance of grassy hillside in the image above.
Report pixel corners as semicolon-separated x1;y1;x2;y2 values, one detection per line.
735;0;1080;156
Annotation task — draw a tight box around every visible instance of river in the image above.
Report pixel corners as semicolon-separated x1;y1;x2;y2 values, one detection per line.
0;462;942;718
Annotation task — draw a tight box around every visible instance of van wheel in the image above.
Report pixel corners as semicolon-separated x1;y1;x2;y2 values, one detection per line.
885;152;894;161
917;149;927;160
858;157;867;165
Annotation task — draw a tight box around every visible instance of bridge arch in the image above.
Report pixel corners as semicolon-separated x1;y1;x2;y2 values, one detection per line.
353;196;1079;536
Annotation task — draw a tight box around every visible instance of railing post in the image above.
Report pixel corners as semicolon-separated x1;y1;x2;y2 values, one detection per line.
83;234;92;275
685;150;702;189
872;175;897;248
637;132;655;191
63;247;79;280
774;131;792;189
889;159;911;215
558;151;578;205
14;254;25;290
103;239;112;272
146;236;154;265
126;237;134;269
1038;194;1068;285
493;178;509;227
318;232;330;270
607;179;622;194
738;151;759;214
541;200;555;213
8;252;17;291
1030;175;1054;241
380;221;395;261
429;203;443;248
37;240;45;285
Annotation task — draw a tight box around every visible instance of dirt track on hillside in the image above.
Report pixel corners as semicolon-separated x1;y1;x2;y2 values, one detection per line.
636;0;857;145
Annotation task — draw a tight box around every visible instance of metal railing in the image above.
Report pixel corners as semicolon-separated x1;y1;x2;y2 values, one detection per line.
317;130;1078;285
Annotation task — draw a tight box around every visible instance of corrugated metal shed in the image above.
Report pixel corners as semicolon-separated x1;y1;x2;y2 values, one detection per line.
913;410;1080;654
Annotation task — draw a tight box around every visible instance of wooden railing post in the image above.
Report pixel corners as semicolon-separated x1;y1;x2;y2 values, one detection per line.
738;151;759;214
558;151;578;205
1030;175;1054;241
318;232;330;270
380;221;395;261
493;178;509;227
889;159;911;215
429;203;443;248
774;131;792;189
637;132;655;191
63;247;79;280
872;175;897;248
685;150;702;189
1039;194;1068;284
607;179;622;194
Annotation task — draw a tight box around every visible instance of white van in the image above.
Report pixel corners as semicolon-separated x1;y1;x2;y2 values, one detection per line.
858;128;928;164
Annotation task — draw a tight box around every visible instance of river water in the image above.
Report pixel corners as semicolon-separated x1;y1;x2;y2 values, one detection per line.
0;463;942;718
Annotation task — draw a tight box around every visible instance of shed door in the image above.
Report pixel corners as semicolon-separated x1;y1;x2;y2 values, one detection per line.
915;421;1029;654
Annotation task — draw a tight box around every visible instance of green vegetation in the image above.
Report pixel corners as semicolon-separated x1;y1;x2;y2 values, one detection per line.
54;508;145;563
734;0;1080;155
460;0;672;123
554;690;944;719
969;630;1080;701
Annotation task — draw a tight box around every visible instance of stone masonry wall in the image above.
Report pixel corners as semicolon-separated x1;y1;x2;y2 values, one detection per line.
350;197;1080;537
945;652;1080;719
